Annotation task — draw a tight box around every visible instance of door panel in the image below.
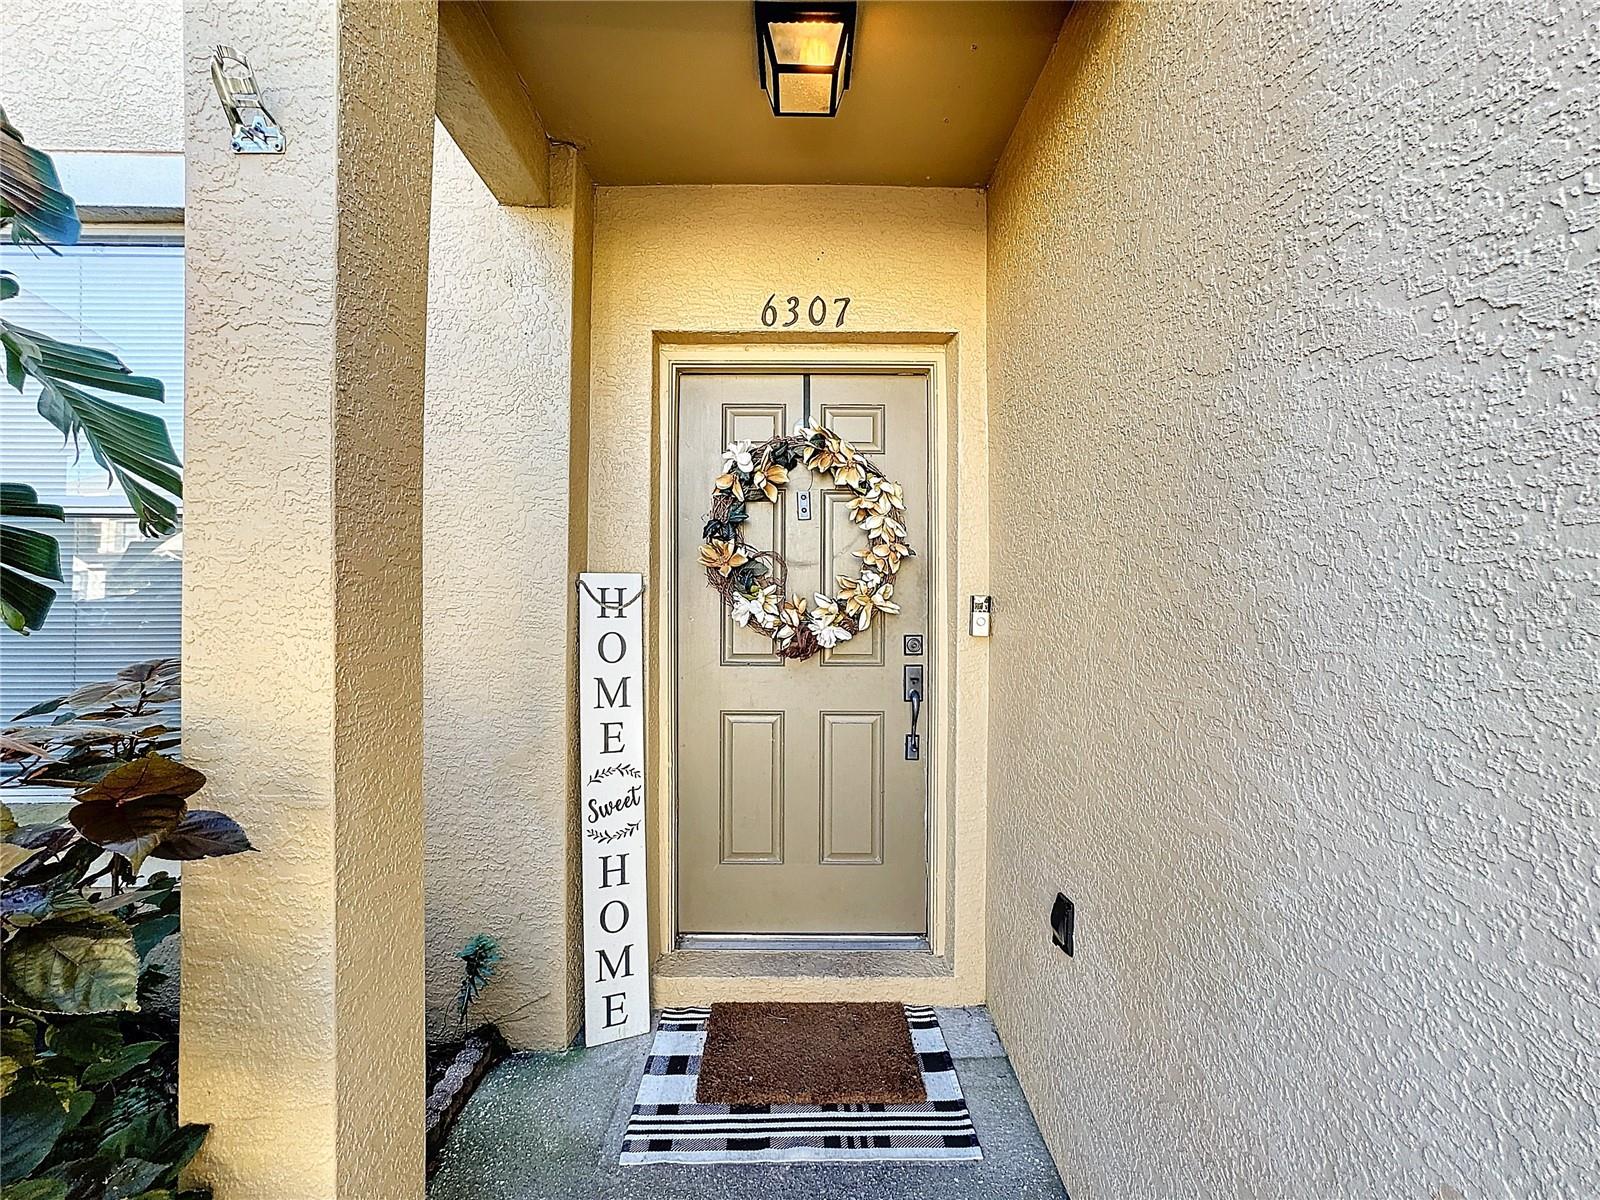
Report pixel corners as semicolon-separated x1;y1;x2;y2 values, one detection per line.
820;712;884;864
676;371;930;938
819;489;883;666
720;712;784;864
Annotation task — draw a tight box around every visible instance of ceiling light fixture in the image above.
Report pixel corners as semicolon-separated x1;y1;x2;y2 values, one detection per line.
755;2;857;118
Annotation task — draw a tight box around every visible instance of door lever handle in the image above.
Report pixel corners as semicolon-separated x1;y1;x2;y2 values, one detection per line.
904;663;924;761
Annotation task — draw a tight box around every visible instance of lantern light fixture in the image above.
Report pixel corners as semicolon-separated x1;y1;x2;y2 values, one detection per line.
755;2;857;118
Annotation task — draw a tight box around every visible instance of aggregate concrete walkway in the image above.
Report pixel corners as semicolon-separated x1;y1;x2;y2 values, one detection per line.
429;1006;1069;1200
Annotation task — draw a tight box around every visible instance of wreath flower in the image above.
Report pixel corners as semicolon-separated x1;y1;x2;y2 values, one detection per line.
837;572;901;629
700;424;915;663
857;536;912;574
808;593;855;648
699;538;747;577
751;463;788;502
772;595;809;649
731;584;780;629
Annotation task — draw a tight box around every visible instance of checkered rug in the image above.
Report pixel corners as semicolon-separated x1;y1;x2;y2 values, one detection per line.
619;1004;982;1165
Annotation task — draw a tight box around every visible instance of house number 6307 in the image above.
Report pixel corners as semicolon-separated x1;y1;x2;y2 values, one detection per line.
761;294;851;328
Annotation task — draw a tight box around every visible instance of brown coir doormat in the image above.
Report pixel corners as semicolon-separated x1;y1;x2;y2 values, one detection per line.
695;1001;927;1106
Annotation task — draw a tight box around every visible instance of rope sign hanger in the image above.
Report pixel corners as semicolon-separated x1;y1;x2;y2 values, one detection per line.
575;578;648;613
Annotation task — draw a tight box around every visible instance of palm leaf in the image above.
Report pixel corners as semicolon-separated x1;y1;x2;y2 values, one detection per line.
1;322;180;537
0;110;180;641
0;104;81;247
0;483;64;634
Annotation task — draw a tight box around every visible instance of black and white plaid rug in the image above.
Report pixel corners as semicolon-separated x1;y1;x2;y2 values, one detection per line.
619;1004;982;1165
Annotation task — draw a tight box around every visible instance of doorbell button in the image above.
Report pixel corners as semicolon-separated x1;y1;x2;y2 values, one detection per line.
969;595;992;637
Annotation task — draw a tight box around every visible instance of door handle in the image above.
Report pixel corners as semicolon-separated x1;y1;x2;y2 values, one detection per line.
903;665;924;761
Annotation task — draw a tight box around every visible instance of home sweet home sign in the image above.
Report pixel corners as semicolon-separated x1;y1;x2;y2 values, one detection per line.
577;572;650;1044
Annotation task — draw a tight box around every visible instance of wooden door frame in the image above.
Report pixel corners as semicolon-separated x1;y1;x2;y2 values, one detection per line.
650;336;967;972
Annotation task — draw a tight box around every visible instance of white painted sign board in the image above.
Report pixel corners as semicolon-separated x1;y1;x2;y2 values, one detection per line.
577;572;650;1045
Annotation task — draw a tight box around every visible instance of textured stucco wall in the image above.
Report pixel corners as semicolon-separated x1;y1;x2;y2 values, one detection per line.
985;3;1600;1198
590;186;990;1006
423;129;593;1051
180;3;434;1197
2;0;182;150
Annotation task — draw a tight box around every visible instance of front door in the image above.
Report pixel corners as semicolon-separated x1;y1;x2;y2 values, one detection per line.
675;370;930;943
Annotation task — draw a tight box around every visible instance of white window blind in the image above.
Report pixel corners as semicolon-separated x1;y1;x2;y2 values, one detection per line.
0;240;184;721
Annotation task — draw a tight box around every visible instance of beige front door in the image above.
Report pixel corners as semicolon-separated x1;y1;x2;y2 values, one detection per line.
674;370;930;943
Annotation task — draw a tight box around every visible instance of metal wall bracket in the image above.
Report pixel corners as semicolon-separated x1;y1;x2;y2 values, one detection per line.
211;46;286;154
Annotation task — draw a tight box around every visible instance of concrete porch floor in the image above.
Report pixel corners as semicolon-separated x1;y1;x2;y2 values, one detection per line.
429;1006;1069;1200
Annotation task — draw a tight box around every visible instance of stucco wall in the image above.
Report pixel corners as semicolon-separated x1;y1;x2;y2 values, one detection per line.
3;0;182;150
180;2;435;1196
985;3;1600;1198
423;130;592;1049
589;185;990;1005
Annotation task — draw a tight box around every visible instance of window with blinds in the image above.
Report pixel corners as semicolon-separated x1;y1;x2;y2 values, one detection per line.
1;239;184;722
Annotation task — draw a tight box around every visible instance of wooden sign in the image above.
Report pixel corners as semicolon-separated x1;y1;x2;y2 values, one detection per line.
577;572;650;1045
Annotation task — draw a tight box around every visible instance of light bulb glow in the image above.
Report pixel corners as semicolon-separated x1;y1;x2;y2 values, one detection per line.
769;20;844;68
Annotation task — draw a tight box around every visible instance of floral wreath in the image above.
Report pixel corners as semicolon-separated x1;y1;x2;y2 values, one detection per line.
699;422;913;663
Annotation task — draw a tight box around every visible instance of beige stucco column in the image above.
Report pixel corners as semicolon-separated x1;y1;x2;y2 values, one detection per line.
178;3;436;1197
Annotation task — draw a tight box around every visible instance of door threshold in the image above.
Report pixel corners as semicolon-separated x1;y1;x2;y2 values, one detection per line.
676;934;931;953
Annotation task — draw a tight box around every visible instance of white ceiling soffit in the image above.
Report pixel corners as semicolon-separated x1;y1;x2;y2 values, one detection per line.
480;1;1071;187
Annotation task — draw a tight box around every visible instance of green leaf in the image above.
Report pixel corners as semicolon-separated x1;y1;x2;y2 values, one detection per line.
0;319;179;539
130;913;179;959
0;802;15;834
93;884;172;913
0;114;82;245
1;883;51;924
152;811;253;861
1;911;140;1014
97;1157;166;1200
62;1085;95;1129
0;1054;21;1097
1;1021;36;1063
0;271;16;301
4;821;77;853
0;1083;68;1183
0;1180;70;1200
79;755;206;807
0;484;65;521
0;488;65;631
81;1040;163;1086
95;1109;168;1165
1;841;40;875
156;1124;209;1179
43;1016;124;1063
2;524;63;581
1;562;56;634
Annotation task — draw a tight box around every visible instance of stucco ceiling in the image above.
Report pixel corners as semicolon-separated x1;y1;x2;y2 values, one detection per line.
480;1;1070;187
